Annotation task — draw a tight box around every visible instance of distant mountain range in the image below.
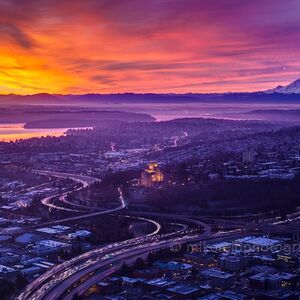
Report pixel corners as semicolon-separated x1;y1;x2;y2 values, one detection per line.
1;79;300;106
266;78;300;94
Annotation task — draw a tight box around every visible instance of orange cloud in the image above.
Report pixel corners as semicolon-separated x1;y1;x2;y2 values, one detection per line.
0;0;300;94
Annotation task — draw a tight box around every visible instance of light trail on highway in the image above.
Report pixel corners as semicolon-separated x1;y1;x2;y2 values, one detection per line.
16;205;299;300
34;169;127;215
16;171;300;300
15;212;211;300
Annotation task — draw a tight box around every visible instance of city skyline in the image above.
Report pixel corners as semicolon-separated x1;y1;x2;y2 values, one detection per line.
1;0;300;95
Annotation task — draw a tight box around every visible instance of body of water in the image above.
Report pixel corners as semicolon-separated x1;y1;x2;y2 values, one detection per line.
0;123;70;142
2;101;300;142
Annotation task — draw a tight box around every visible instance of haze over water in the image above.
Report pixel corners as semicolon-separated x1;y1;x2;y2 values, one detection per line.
3;100;300;141
0;123;69;142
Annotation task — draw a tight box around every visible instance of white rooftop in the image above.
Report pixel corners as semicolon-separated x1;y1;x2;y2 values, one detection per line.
208;242;232;250
51;225;70;231
36;227;62;235
66;230;91;239
235;236;256;244
0;264;15;273
244;237;281;247
33;239;69;249
36;225;69;235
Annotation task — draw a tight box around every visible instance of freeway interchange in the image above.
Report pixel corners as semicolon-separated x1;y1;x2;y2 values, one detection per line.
14;170;300;300
15;212;216;300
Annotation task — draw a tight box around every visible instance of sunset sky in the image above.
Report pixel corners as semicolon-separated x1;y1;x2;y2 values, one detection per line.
1;0;300;94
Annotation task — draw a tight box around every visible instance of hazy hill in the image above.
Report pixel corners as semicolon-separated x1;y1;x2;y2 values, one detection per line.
244;109;300;122
0;93;63;105
0;107;155;128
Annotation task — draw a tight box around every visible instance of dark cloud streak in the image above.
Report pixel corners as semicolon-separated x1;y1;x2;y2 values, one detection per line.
0;23;34;48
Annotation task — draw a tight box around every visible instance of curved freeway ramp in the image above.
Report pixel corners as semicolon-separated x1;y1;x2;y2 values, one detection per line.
33;170;126;214
15;215;212;300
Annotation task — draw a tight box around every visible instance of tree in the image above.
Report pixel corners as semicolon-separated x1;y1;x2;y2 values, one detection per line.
191;267;198;278
147;252;155;265
135;257;145;270
0;278;14;300
16;273;28;290
121;262;130;275
72;293;82;300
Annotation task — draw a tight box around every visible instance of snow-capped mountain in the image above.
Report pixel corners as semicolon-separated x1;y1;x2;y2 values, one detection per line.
266;78;300;94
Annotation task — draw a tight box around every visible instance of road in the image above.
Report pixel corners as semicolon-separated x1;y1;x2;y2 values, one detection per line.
36;188;127;227
34;170;127;215
64;230;250;300
34;170;100;212
16;205;299;300
16;170;300;300
45;230;248;300
121;214;162;237
15;213;211;300
33;170;99;188
125;210;212;235
0;170;128;234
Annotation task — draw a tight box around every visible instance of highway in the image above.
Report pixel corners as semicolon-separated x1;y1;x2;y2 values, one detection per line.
0;170;128;235
16;205;300;300
34;170;127;215
40;230;249;300
35;188;127;227
125;210;212;235
34;170;100;212
16;170;300;300
33;170;99;188
121;214;162;236
64;230;250;300
15;213;212;300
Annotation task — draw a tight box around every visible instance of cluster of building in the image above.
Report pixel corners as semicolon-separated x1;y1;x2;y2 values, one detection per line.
0;164;76;212
220;150;300;181
0;224;92;284
155;125;300;181
1;186;59;211
90;235;300;300
0;146;150;179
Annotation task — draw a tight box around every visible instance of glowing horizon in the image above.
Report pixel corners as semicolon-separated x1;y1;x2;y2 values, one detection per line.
1;0;300;95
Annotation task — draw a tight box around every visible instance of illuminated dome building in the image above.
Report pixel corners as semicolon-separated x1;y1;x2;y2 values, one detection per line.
141;162;164;187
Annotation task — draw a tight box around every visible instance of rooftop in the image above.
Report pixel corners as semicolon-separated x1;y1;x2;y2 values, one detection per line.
201;268;234;279
154;260;192;270
66;230;91;239
167;283;199;295
207;242;232;251
32;239;69;249
146;278;176;288
0;264;15;273
36;227;64;235
245;237;281;247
